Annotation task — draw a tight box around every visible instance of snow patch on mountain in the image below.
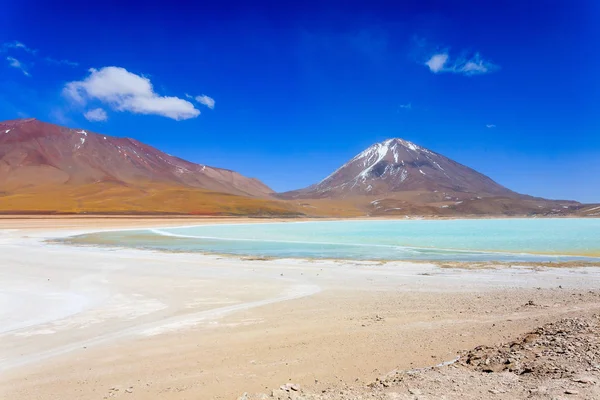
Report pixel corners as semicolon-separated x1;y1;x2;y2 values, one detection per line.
289;137;513;198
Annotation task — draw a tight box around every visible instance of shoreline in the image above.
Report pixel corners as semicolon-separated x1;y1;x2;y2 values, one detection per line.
60;239;600;266
59;217;600;261
2;217;600;399
1;213;598;221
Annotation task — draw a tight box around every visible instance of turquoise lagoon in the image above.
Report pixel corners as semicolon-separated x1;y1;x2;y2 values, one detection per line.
66;219;600;262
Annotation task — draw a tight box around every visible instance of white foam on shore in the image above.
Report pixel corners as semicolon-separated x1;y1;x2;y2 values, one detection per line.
150;228;422;249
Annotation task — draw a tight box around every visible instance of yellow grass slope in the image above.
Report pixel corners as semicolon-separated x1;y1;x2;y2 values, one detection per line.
0;183;302;216
0;183;589;218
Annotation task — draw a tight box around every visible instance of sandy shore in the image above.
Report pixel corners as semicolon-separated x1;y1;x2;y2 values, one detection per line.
1;217;600;399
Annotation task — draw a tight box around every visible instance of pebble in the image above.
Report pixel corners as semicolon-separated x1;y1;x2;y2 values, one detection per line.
279;383;301;392
572;375;596;384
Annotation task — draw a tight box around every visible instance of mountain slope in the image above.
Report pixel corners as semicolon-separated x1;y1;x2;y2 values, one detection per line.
0;182;297;216
0;119;302;215
0;118;272;197
279;138;587;217
282;138;515;198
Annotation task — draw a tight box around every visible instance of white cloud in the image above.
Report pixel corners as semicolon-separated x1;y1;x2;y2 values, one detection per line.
2;41;37;54
195;94;215;109
398;102;412;110
63;67;200;120
453;53;497;75
6;56;30;76
45;57;78;67
186;93;215;109
2;40;78;72
84;108;108;122
425;53;449;73
424;51;498;76
486;124;496;128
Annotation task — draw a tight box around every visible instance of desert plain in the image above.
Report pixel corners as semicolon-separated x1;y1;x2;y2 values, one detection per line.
1;217;600;399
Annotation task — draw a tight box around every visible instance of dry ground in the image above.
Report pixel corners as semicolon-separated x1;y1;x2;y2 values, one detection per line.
0;217;599;400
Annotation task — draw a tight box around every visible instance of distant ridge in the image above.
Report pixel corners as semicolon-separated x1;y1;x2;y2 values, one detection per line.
279;138;587;217
281;138;514;198
0;119;300;216
0;118;272;197
0;121;592;217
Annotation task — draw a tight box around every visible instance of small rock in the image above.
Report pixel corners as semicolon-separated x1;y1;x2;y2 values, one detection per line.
280;383;300;392
125;388;133;394
564;389;579;395
408;388;421;395
572;375;597;384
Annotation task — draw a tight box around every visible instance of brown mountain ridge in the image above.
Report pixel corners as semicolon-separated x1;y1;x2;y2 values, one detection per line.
281;138;515;198
0;119;594;217
0;118;272;196
0;119;296;215
279;138;591;217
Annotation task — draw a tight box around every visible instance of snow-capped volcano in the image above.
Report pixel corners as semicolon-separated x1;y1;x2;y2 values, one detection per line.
282;138;514;198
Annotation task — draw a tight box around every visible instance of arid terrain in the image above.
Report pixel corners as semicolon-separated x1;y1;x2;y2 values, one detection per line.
1;217;599;400
1;119;598;217
253;314;600;399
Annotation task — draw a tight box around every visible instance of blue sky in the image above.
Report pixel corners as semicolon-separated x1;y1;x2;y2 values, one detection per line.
1;1;599;202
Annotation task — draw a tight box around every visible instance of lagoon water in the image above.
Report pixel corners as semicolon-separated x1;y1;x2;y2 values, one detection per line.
67;219;600;262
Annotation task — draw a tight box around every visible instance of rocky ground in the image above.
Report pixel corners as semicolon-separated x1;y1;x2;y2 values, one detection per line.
244;314;600;400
